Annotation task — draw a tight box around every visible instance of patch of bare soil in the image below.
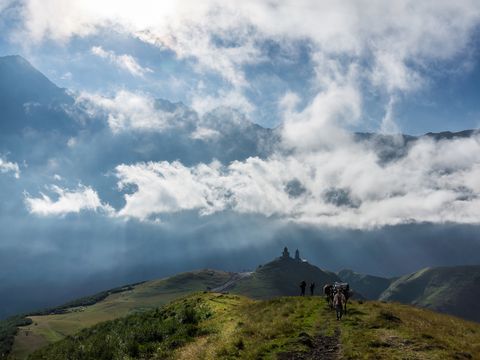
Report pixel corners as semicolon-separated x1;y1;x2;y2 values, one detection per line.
277;328;340;360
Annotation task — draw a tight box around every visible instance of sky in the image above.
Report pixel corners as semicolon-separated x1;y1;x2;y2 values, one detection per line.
1;0;480;133
1;0;480;317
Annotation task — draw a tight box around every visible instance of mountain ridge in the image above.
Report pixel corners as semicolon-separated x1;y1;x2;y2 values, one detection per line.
3;254;480;359
18;293;480;360
379;265;480;322
1;54;478;141
337;269;394;300
0;55;76;134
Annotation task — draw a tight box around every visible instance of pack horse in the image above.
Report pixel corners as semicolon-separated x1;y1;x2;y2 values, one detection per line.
324;282;352;315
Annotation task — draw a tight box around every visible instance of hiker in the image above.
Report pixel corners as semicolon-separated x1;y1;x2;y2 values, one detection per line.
333;289;346;320
310;282;315;296
323;284;333;308
300;280;307;296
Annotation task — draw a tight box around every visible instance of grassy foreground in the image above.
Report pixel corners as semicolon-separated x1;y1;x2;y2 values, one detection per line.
8;270;231;359
23;293;480;360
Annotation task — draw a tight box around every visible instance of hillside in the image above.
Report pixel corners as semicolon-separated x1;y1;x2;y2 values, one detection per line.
5;258;480;358
6;253;339;359
379;265;480;322
7;270;232;359
25;292;480;359
230;256;340;298
338;269;394;300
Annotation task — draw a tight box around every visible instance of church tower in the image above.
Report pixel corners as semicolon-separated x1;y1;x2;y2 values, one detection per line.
295;249;301;261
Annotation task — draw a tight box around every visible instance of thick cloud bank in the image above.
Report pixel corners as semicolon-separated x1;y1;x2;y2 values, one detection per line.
10;0;480;118
10;0;480;228
112;134;480;228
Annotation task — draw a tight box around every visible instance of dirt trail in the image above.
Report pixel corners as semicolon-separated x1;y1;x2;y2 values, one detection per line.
277;328;340;360
210;272;253;293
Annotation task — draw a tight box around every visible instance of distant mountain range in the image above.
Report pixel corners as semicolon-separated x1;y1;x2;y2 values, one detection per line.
0;54;477;162
0;55;277;166
337;269;395;300
338;266;480;323
379;265;480;322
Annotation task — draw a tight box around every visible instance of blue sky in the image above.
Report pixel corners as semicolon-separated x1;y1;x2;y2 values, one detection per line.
1;0;480;237
1;0;480;317
1;0;479;134
4;33;480;135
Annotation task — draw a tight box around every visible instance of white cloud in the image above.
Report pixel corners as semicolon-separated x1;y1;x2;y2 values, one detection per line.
191;89;255;117
115;161;225;220
281;82;361;151
13;0;480;135
91;46;152;77
112;133;480;228
25;185;113;216
380;96;401;135
190;127;220;141
76;90;185;133
60;71;72;80
371;51;424;94
0;0;14;13
16;1;480;85
11;0;480;229
0;157;20;178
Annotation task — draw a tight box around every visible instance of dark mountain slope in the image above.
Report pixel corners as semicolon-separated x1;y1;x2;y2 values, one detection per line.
230;255;340;299
379;265;480;322
338;269;394;300
0;55;76;134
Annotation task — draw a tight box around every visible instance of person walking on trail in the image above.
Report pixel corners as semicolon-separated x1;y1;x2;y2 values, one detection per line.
300;280;307;296
310;282;315;296
333;290;346;320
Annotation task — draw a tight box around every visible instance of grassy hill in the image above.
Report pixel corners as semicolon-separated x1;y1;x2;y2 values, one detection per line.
379;265;480;322
7;270;232;359
338;269;394;300
230;257;340;298
6;257;339;359
26;292;480;359
6;261;480;359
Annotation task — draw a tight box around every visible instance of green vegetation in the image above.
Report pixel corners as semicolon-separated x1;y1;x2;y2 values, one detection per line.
379;265;480;322
338;301;480;359
28;295;212;360
338;269;394;300
30;282;144;316
26;293;480;360
0;316;32;359
8;262;480;359
11;258;340;359
9;269;231;359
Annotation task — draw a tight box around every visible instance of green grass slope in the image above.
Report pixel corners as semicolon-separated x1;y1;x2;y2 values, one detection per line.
27;292;480;360
8;269;231;359
230;257;340;298
338;269;394;300
8;259;339;359
0;316;32;359
379;265;480;322
10;262;480;359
